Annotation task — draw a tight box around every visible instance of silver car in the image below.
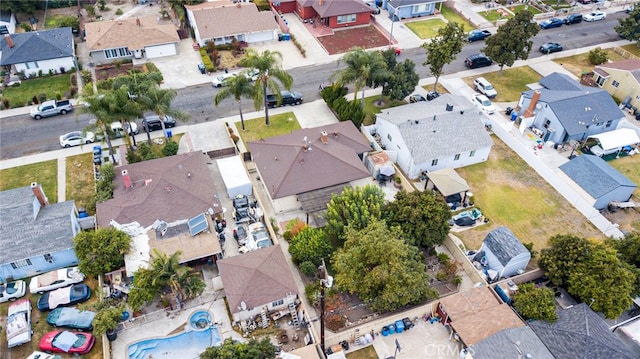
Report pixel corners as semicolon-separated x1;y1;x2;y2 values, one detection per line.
59;131;95;148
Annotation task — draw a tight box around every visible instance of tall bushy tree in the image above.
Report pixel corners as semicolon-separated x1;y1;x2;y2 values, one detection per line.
214;74;255;131
325;184;386;246
73;228;132;278
332;221;437;312
383;190;451;248
483;10;540;74
382;60;420;101
538;234;591;286
423;22;465;90
288;227;333;266
200;338;277;359
332;47;388;108
240;49;293;126
615;7;640;46
512;283;557;322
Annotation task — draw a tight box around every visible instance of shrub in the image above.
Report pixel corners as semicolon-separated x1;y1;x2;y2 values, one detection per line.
200;49;215;72
115;8;123;15
126;149;142;163
437;252;451;265
81;69;93;84
83;83;94;96
96;163;115;203
144;62;160;73
588;47;608;65
304;282;321;306
32;96;39;104
2;98;10;109
299;261;317;277
38;93;47;103
162;140;179;156
20;23;32;32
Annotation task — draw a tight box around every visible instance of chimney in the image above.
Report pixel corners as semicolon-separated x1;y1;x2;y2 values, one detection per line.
122;169;132;189
4;34;14;48
320;130;328;144
136;17;141;26
524;90;541;118
31;182;49;206
446;104;453;111
319;0;324;5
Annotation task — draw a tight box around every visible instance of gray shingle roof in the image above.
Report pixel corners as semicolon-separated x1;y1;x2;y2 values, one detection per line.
376;94;493;163
559;154;636;198
312;0;373;17
529;303;636;359
522;73;623;136
468;326;554;359
0;27;73;66
0;186;76;264
483;227;528;266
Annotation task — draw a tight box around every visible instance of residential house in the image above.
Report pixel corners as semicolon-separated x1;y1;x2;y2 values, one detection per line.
529;302;636;359
365;94;493;179
0;10;17;34
592;58;640;111
0;28;75;77
248;121;371;213
186;2;278;46
0;183;81;283
217;245;299;322
517;72;624;145
384;0;445;20
435;287;524;346
274;0;373;28
84;15;180;63
559;154;636;210
466;326;554;359
479;227;531;280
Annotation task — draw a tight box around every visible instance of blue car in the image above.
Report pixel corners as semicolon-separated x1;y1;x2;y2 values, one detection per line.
47;307;96;331
37;284;91;311
539;18;563;29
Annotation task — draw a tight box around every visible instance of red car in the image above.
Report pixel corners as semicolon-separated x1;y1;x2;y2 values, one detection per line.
39;331;95;355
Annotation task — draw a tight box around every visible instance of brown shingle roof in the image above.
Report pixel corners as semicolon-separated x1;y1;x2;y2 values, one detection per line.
248;122;371;199
85;15;179;51
595;58;640;83
218;245;298;314
188;3;278;40
452;304;524;346
438;287;501;322
96;152;222;228
312;0;372;17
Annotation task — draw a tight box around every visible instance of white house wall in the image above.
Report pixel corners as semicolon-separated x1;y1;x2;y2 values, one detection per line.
246;30;276;43
411;146;492;179
273;195;299;213
15;57;75;77
500;253;530;278
144;43;177;59
593;186;636;210
232;296;291;322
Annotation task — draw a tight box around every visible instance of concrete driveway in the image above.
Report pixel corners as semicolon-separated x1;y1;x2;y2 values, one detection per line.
150;39;213;89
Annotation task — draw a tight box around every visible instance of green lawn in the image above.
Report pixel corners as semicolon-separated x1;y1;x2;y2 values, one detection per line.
621;44;640;58
609;155;640;199
362;95;405;126
346;345;378;359
405;18;448;39
66;153;96;214
480;8;514;23
440;5;474;32
553;48;629;78
238;112;301;148
463;67;542;102
0;161;58;203
511;4;542;15
2;74;73;109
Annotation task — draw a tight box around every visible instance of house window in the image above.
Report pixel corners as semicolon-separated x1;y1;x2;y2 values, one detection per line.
469;150;476;157
10;259;32;269
605;120;612;128
431;159;438;166
612;80;619;88
596;76;606;87
44;254;53;263
454;154;461;161
412;4;428;13
104;47;131;59
543;119;551;129
337;14;356;24
271;299;284;307
387;134;392;142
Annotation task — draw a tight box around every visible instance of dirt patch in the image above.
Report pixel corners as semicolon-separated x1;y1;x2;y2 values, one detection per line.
94;63;145;81
317;26;390;55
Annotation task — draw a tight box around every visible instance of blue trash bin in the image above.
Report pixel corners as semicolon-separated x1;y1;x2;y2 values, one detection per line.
395;320;405;333
166;130;173;138
284;33;290;41
388;324;396;334
511;112;518;121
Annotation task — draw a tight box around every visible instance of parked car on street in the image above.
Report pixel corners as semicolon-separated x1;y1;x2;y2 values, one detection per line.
464;54;492;69
7;299;32;348
365;1;381;14
584;11;606;22
244;69;260;81
142;115;177;132
110;121;139;138
539;18;563;29
59;131;95;148
39;331;95;355
30;267;85;294
539;42;563;54
471;94;496;115
473;77;497;98
409;94;426;103
30;99;73;120
563;13;583;24
47;307;96;331
37;284;91;311
212;73;237;87
266;90;303;108
0;280;26;303
466;29;491;42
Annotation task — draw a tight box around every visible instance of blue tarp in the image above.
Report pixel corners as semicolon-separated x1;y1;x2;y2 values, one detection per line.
48;308;95;329
52;331;79;352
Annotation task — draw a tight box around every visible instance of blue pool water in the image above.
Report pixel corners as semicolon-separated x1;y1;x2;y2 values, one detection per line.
127;311;221;359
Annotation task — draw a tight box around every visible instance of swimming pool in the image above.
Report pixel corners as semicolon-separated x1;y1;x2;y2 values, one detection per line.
127;310;221;359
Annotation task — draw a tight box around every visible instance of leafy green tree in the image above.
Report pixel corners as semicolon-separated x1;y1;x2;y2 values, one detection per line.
382;59;420;101
332;47;388;108
47;15;79;31
137;86;189;141
82;93;121;163
567;243;635;319
240;49;293;126
288;227;333;266
200;337;277;359
423;22;465;90
512;283;557;322
93;304;125;336
615;7;640;46
73;228;132;278
325;184;386;246
483;10;540;74
538;234;590;286
0;0;41;19
110;86;145;150
607;232;640;268
214;74;255;131
588;47;608;65
382;190;451;248
332;221;437;312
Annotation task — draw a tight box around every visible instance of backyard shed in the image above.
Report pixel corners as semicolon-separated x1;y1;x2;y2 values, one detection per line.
217;155;253;198
479;227;530;279
559;154;637;209
587;128;639;157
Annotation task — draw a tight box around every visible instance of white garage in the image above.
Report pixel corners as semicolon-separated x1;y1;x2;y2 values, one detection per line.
145;43;178;59
246;30;277;43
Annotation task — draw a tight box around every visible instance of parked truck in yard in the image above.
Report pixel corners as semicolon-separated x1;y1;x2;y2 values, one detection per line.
30;99;73;119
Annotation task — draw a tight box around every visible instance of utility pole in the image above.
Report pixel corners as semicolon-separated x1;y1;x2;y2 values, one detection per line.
319;259;333;356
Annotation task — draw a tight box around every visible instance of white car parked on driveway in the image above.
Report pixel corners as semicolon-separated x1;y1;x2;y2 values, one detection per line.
0;280;26;304
472;94;496;115
29;267;85;294
584;11;606;22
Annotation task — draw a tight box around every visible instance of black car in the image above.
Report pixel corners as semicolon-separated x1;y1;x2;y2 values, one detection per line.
37;284;91;311
426;91;440;101
539;42;563;54
563;14;582;24
464;54;492;69
409;94;426;103
142;115;177;132
266;91;303;108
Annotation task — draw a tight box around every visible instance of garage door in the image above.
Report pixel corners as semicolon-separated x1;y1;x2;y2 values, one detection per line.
247;30;276;43
145;43;177;59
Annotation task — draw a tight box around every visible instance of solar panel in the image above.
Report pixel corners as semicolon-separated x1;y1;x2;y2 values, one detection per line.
188;213;209;237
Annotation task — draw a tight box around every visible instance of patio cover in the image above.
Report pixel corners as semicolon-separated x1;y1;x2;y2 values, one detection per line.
588;129;639;152
427;168;470;197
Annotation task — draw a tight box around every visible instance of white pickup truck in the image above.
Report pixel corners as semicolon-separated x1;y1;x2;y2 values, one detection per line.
30;99;74;120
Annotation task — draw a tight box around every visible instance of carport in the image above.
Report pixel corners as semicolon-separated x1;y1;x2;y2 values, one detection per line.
425;168;470;206
587;128;640;157
297;184;349;227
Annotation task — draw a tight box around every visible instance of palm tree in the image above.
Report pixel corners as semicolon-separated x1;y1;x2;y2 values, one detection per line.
147;249;204;303
137;85;189;143
332;47;388;109
81;94;119;164
109;86;143;150
241;49;293;126
214;73;255;131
